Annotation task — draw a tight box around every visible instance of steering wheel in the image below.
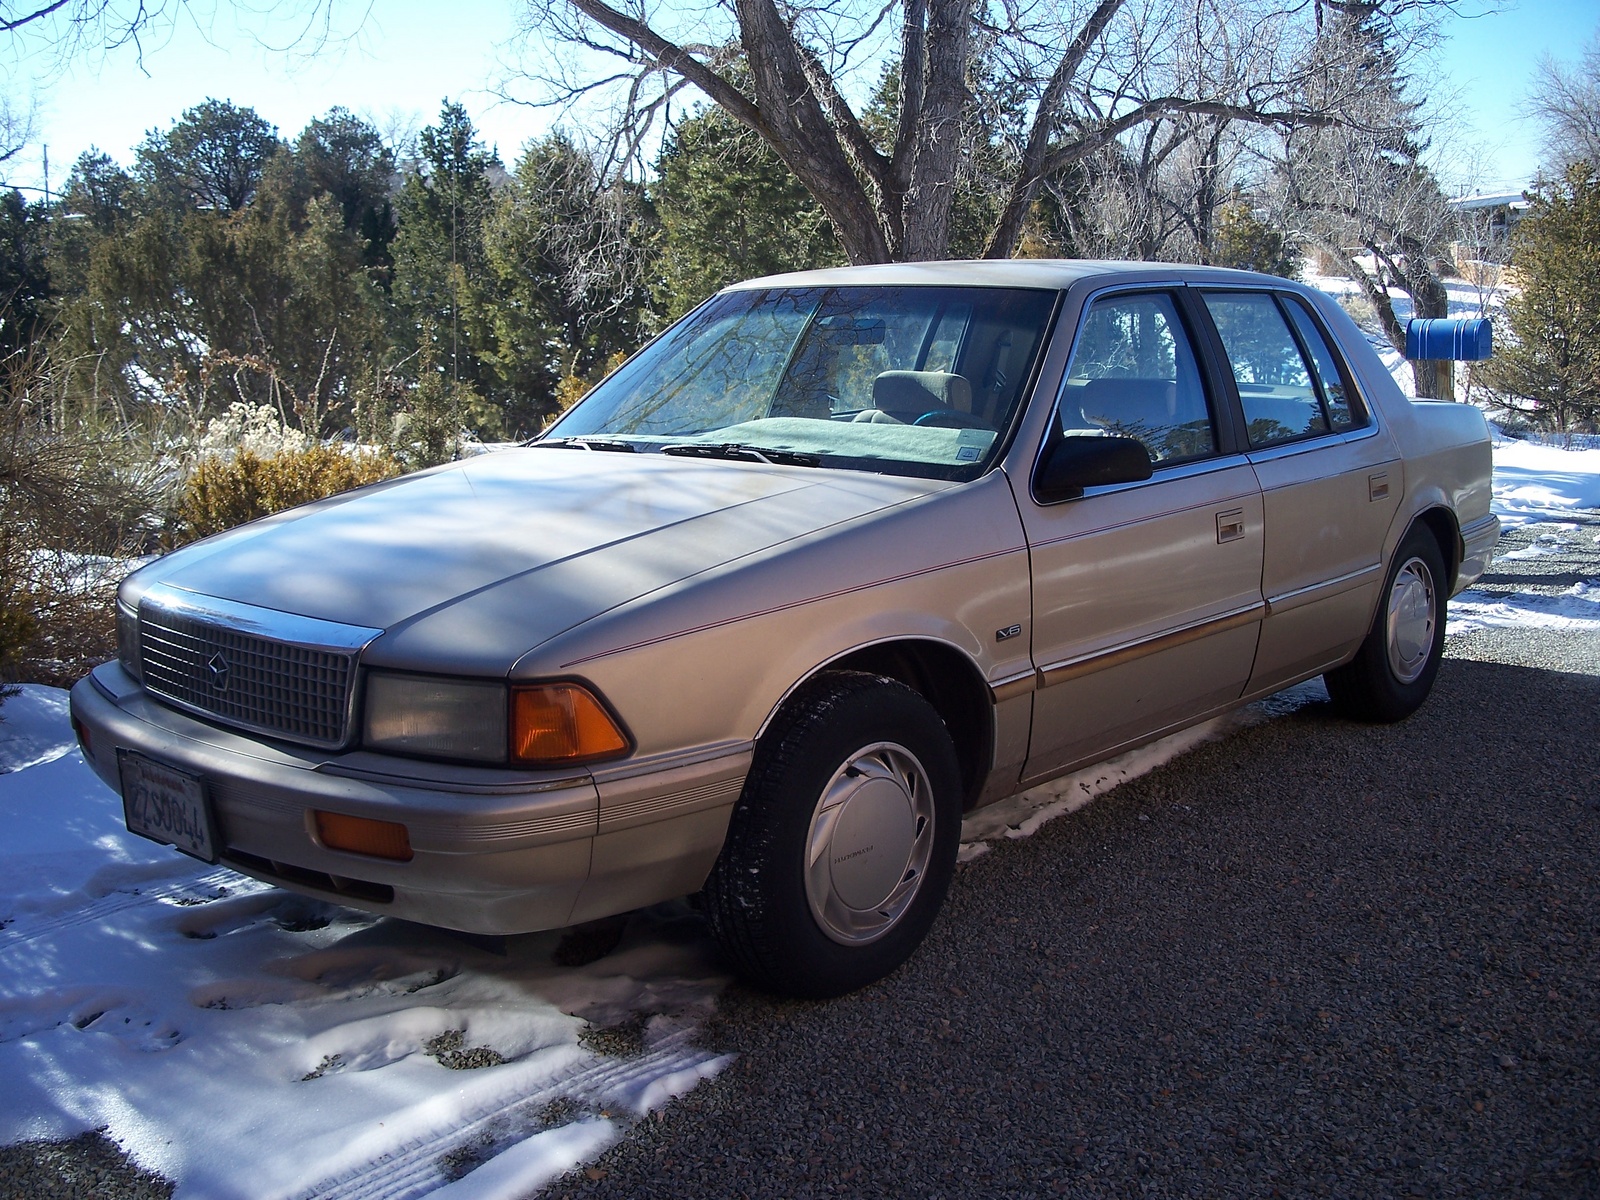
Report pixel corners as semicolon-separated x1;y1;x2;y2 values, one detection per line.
912;410;993;430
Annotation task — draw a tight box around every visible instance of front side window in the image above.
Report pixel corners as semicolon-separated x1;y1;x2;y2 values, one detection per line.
1057;292;1217;464
545;285;1058;480
1202;291;1348;449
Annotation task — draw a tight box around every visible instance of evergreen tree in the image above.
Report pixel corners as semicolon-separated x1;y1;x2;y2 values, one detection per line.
652;104;841;320
483;134;653;432
390;101;502;427
65;113;388;435
293;108;398;281
0;190;52;366
50;151;132;303
1211;202;1299;278
1481;164;1600;432
134;100;281;213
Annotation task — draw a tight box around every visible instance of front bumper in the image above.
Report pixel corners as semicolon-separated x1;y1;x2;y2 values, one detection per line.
69;662;748;934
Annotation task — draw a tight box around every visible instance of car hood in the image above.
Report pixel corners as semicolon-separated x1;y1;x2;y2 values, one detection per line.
140;449;948;673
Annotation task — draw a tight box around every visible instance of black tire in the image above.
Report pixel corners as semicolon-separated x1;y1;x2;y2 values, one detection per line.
704;672;962;999
1324;525;1449;723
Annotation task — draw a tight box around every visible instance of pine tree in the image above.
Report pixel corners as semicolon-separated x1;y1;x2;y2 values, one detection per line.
482;134;653;433
1210;202;1299;279
1481;164;1600;433
390;101;503;426
652;104;841;320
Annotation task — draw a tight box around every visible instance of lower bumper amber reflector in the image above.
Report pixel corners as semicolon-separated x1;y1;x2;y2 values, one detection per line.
314;811;413;862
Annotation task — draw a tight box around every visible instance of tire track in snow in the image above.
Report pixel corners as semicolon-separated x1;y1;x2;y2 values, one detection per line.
290;1026;733;1200
0;867;271;951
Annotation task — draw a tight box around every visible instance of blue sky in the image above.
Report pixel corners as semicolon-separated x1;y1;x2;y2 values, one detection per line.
2;0;1594;199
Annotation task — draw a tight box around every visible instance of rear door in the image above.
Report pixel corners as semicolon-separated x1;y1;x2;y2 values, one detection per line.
1194;290;1403;693
1014;286;1265;786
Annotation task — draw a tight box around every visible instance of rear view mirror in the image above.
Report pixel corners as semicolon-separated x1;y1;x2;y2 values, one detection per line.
1032;435;1153;503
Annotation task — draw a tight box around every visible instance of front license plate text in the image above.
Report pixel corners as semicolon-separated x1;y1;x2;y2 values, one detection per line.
119;751;218;862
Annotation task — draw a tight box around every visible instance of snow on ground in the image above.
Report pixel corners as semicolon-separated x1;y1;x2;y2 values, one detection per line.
1446;581;1600;635
0;688;732;1200
0;685;74;773
1;383;1596;1197
1485;428;1600;526
1440;428;1600;638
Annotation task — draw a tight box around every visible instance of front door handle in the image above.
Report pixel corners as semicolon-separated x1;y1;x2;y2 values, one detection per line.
1216;509;1246;543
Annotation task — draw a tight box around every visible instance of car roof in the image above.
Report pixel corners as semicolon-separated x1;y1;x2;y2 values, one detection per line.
726;259;1301;293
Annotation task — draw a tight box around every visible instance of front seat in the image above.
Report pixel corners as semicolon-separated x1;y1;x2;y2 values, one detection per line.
854;370;974;423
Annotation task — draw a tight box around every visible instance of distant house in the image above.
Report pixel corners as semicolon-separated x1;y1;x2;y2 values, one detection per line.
1449;190;1530;286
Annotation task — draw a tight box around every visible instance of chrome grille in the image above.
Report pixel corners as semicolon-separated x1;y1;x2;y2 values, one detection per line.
136;585;381;749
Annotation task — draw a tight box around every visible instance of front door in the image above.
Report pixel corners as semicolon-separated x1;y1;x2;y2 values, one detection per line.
1015;288;1265;785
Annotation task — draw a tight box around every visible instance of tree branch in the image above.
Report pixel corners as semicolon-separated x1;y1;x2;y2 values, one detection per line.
982;0;1128;259
0;0;73;33
564;0;771;139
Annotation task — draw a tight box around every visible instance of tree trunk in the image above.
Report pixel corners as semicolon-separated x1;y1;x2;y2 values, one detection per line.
898;0;972;261
733;0;891;263
1407;271;1453;400
1410;360;1456;402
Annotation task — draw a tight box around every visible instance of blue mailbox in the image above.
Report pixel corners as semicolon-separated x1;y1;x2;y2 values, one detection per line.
1405;317;1493;361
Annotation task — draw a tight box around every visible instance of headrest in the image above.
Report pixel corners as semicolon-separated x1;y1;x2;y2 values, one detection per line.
1079;378;1176;426
872;370;974;415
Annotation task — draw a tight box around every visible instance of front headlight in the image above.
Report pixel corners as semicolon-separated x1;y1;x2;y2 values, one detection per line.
362;672;507;762
361;673;631;767
116;597;142;681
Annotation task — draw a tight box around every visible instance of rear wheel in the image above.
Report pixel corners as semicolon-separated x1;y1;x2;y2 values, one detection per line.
1324;526;1448;722
705;672;962;998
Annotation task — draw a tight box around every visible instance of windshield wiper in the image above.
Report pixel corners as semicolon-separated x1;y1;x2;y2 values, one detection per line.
660;442;820;467
529;436;637;452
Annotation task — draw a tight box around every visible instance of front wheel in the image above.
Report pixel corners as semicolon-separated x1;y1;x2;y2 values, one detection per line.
1324;526;1448;722
704;672;962;998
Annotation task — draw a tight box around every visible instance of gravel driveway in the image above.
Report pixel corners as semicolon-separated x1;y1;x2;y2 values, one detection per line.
7;518;1598;1199
560;516;1600;1200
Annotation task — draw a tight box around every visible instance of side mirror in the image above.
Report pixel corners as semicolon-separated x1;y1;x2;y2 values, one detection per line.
1032;435;1153;503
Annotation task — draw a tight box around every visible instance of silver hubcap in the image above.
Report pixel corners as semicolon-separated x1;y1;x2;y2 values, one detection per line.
804;741;935;946
1386;556;1436;684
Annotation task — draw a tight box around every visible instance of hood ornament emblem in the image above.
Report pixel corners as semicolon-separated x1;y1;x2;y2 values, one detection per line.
207;653;231;692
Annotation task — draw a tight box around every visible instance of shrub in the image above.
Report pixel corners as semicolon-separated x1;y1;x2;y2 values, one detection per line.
1211;203;1300;279
1480;163;1600;432
1;405;157;686
177;443;402;541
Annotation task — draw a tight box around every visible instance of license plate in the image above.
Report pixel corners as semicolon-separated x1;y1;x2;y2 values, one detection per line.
119;751;218;863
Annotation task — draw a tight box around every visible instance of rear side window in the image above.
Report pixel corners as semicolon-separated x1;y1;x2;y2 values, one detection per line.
1058;292;1217;464
1201;292;1330;449
1282;299;1362;432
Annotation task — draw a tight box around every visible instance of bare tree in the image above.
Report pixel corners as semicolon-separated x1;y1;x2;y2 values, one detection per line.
508;0;1473;265
1269;3;1461;398
1;0;360;66
0;93;32;172
1528;30;1600;174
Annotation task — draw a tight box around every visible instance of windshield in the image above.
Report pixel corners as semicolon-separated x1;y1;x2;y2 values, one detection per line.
544;285;1060;479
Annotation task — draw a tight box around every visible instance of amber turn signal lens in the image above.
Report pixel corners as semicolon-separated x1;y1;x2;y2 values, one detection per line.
314;811;414;861
511;683;629;765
